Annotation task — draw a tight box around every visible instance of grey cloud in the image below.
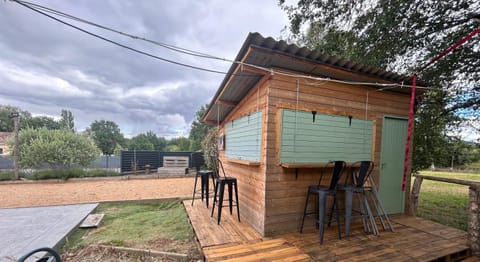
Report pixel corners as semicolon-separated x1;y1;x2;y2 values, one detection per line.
0;0;288;138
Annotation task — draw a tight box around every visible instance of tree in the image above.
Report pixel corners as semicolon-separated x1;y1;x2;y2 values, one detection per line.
145;131;166;151
189;104;212;151
0;105;31;132
24;116;61;130
59;109;74;131
413;89;459;170
12;128;99;169
166;137;191;152
279;0;480;171
88;120;124;156
129;134;155;150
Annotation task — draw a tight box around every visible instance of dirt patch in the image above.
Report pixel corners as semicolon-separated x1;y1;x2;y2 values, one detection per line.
62;244;202;262
0;177;195;208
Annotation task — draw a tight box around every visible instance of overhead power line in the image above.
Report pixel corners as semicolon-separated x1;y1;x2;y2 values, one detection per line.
10;0;234;75
9;0;433;90
14;0;232;62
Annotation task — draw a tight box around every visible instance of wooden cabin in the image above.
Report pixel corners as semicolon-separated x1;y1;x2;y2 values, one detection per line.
203;32;419;237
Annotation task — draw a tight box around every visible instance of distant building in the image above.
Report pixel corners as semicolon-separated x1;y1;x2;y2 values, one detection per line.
0;132;13;155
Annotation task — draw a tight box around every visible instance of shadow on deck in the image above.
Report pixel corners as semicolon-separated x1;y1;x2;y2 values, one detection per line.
183;200;478;261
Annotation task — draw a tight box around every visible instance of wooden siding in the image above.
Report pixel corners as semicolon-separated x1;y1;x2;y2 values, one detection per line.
226;111;262;162
279;109;373;163
263;74;412;236
218;76;270;235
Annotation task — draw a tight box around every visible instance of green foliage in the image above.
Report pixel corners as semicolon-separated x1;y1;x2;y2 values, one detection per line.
0;105;31;132
88;120;124;155
189;104;213;151
59;109;75;131
64;201;194;251
0;106;76;132
0;170;16;181
15;128;99;168
29;168;120;180
467;161;480;169
280;0;480;171
128;134;154;150
145;131;166;151
24;115;61;130
166;137;191;152
201;128;218;169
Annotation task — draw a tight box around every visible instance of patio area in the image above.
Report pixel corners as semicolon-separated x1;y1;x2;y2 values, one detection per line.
183;200;476;261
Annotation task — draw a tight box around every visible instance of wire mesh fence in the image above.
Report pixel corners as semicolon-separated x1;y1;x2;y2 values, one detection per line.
415;171;480;231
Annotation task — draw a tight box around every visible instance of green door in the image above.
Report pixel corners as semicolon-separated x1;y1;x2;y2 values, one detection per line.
378;117;408;214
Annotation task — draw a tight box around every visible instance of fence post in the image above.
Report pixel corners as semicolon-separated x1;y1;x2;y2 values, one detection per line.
468;186;480;257
409;175;423;216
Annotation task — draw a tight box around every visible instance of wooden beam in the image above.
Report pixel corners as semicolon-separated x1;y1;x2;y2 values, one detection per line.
217;99;238;107
414;174;480;188
204;120;217;125
240;64;270;75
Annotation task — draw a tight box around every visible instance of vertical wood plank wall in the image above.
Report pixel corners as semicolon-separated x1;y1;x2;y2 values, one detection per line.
218;79;269;234
263;74;411;236
218;72;412;237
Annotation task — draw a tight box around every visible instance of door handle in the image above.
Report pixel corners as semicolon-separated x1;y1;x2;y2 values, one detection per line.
381;163;386;169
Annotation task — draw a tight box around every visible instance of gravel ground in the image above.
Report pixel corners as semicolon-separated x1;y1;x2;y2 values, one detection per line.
0;176;195;208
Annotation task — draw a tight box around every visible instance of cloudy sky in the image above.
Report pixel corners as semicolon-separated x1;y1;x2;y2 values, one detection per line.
0;0;289;138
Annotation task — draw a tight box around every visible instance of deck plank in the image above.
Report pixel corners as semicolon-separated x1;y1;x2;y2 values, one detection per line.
183;201;475;261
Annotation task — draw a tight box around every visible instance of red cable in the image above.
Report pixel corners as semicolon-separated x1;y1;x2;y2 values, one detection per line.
418;28;480;73
402;27;480;192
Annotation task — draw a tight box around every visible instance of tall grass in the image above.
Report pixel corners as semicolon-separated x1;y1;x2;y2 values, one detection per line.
416;170;480;231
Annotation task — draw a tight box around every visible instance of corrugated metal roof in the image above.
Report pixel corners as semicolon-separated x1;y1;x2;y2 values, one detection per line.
204;32;419;124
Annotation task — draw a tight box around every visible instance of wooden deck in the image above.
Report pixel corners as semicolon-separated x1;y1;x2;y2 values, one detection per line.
183;200;476;261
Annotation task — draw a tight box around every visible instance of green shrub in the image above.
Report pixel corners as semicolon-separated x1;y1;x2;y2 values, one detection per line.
29;168;121;180
0;171;15;181
82;169;122;178
30;168;84;180
13;128;100;169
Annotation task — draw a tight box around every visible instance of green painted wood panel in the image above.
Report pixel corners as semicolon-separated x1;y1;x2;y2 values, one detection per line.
280;109;373;163
378;117;408;214
226;111;262;161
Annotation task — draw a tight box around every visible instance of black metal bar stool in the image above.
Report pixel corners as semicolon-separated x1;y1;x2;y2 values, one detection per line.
300;160;346;244
211;159;240;224
191;169;216;208
342;161;380;237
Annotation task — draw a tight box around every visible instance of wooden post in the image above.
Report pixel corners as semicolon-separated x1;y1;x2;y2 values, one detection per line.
409;175;423;216
10;112;20;180
468;186;480;257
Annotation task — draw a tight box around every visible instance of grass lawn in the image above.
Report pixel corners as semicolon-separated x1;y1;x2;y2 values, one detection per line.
62;200;201;261
416;170;480;231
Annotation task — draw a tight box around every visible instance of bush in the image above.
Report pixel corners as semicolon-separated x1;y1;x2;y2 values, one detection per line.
30;168;121;180
30;169;84;180
82;169;121;178
13;128;100;169
0;170;15;181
